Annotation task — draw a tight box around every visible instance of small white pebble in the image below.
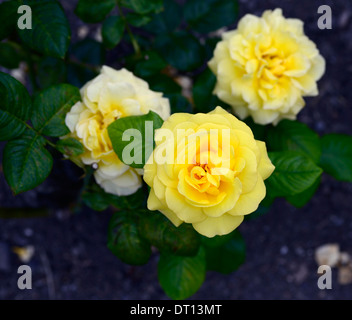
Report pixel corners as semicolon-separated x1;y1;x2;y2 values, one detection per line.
94;26;102;43
315;244;340;267
280;246;289;255
78;26;89;39
339;252;351;265
24;228;33;237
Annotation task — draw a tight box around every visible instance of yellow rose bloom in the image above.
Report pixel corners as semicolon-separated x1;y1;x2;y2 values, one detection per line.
209;9;325;125
143;107;275;237
65;66;170;196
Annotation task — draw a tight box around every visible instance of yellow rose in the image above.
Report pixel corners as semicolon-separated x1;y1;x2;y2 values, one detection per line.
143;107;275;237
209;9;325;125
65;66;170;196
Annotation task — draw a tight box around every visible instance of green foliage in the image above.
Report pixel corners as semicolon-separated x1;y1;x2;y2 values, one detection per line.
31;84;81;137
155;32;204;72
108;111;164;168
147;74;181;94
204;37;221;60
245;205;271;220
286;177;321;208
134;52;167;78
126;13;152;27
3;131;53;194
18;0;71;59
56;138;84;157
0;72;32;141
67;39;104;87
36;57;67;89
267;120;321;163
0;0;19;41
167;94;193;114
143;0;182;34
158;247;206;300
83;183;147;212
139;212;200;256
244;117;267;141
193;68;219;113
320;134;352;182
202;230;245;274
184;0;239;33
102;16;125;49
0;42;23;69
75;0;115;23
121;0;163;15
82;192;111;212
267;151;323;197
108;210;152;265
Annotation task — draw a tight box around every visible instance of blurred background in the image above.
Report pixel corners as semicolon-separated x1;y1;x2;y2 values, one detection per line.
0;0;352;299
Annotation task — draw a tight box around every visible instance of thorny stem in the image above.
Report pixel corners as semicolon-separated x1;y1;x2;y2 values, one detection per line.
116;0;142;56
68;58;100;73
73;165;94;214
23;121;60;150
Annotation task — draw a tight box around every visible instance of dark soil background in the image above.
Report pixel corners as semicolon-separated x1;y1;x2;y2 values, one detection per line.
1;0;352;300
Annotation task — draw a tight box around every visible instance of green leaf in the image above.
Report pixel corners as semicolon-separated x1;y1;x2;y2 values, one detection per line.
31;84;81;137
126;12;152;27
82;192;110;211
0;42;23;69
36;57;67;89
155;32;204;72
108;111;164;168
184;0;239;34
143;0;182;34
201;231;234;248
139;211;200;256
108;211;151;265
267;120;321;163
111;187;147;210
202;230;245;274
244;117;267;141
121;0;163;15
0;72;32;141
204;37;221;60
3;131;53;194
82;183;146;211
193;67;220;113
56;138;84;157
0;0;18;41
86;184;146;210
166;93;193;114
320;134;352;182
69;39;105;66
18;0;71;59
102;16;125;49
266;151;323;197
67;39;104;87
158;247;206;300
245;205;270;221
75;0;115;23
147;74;181;94
286;176;321;208
134;51;167;78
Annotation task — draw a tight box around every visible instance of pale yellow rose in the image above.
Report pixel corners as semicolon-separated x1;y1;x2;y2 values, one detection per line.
209;9;325;125
143;107;275;237
65;66;170;196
